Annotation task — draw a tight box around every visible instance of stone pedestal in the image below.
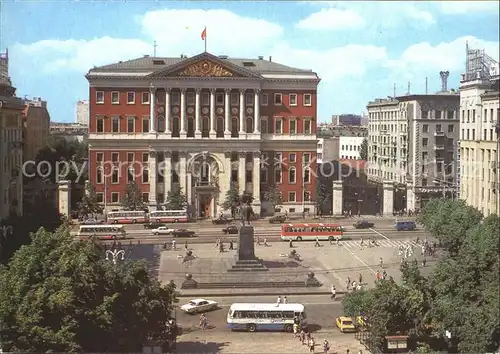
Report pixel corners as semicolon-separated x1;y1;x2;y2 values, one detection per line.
229;225;268;272
304;272;321;287
58;180;71;220
383;181;394;216
332;180;343;216
181;273;198;289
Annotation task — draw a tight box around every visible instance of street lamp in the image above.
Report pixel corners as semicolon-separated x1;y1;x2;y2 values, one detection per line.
105;245;126;264
433;179;456;199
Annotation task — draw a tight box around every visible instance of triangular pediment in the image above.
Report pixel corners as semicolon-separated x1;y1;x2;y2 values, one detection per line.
148;52;261;79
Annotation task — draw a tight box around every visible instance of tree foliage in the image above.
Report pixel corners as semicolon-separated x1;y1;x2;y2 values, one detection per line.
164;187;188;210
263;185;284;211
0;226;177;352
77;183;104;217
342;200;499;353
121;181;145;211
359;137;368;161
221;182;240;217
316;183;331;215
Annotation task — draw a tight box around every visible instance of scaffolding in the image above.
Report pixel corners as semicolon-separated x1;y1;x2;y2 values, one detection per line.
465;43;498;81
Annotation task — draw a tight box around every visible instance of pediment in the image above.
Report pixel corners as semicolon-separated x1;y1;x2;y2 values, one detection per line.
148;52;261;79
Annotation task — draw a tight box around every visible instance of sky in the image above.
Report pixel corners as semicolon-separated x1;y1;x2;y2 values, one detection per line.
1;0;499;123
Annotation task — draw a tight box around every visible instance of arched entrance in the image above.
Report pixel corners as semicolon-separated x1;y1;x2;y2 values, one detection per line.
188;153;222;218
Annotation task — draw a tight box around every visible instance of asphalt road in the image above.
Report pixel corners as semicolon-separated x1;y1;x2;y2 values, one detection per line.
175;294;343;334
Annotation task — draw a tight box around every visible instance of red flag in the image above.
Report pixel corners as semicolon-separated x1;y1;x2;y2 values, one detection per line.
201;27;207;40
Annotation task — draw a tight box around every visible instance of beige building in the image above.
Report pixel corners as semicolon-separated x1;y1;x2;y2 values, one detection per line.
459;46;500;216
367;92;460;211
76;100;89;125
22;97;50;162
0;50;24;220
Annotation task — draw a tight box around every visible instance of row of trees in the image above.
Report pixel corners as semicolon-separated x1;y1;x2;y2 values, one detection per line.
342;199;499;353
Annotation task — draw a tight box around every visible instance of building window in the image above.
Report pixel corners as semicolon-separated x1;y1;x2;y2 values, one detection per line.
303;190;311;201
142;193;149;202
436;124;442;132
289;120;297;134
289;94;297;106
172;91;180;105
111;169;119;184
127;168;135;183
111;192;119;203
289;167;296;183
142;153;149;163
289;153;296;163
422;138;428;147
448;124;454;133
202;92;210;105
96;193;104;203
447;110;454;119
172;117;180;137
231;93;239;105
127;92;135;104
260;93;268;106
96;91;104;104
275;118;282;134
304;119;311;134
246;93;254;106
422;124;429;133
288;192;296;202
141;92;150;104
260;168;267;183
111;116;119;133
435;110;442;119
97;152;104;163
142;168;149;183
274;169;282;183
231;117;239;137
202;117;209;137
303;153;311;165
422;178;427;186
111;91;120;104
303;94;312;106
274;93;282;105
186;91;195;106
246;117;253;133
96;118;104;133
96;167;103;184
216;92;224;105
142;117;149;132
216;117;224;138
187;117;195;137
303;167;311;183
127;117;135;133
260;117;268;133
127;152;134;163
111;152;119;162
422;110;429;119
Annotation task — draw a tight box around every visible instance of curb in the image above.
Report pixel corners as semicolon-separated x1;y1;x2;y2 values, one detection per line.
177;290;347;298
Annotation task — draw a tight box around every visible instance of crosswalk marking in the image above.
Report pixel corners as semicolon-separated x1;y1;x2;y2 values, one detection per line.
339;239;418;249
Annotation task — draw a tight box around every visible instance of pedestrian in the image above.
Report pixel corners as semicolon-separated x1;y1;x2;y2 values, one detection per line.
300;329;306;344
256;236;261;245
336;238;340;246
346;276;351;290
331;285;336;300
215;238;220;248
314;237;321;247
323;339;330;354
293;322;299;337
184;240;188;250
360;237;364;248
309;336;315;352
199;314;207;330
264;238;269;246
229;240;234;250
171;239;176;250
219;242;224;253
379;257;384;269
289;239;293;248
382;270;387;280
352;280;357;290
276;296;281;306
357;283;362;291
375;270;381;280
359;273;363;285
422;258;427;267
283;296;288;304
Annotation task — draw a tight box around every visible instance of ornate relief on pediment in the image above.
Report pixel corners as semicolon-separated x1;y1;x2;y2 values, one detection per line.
176;60;234;77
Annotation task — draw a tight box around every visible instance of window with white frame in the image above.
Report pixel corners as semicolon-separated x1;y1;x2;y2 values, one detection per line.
289;167;296;183
142;92;150;104
289;153;296;163
142;168;149;183
112;168;119;184
216;92;224;105
111;152;119;162
245;92;254;106
127;92;135;104
172;91;180;105
304;119;312;134
303;153;311;165
303;167;311;183
127;167;135;182
202;92;210;105
127;152;134;162
96;152;104;163
260;93;268;106
127;117;135;133
288;192;296;202
303;190;311;201
111;192;119;203
275;118;283;134
96;117;104;132
260;168;267;183
274;93;282;105
96;193;104;203
289;94;297;106
111;116;120;133
187;91;195;106
142;153;149;163
111;91;120;104
260;117;268;133
96;91;104;104
230;93;239;105
289;119;297;134
96;167;103;184
303;94;312;106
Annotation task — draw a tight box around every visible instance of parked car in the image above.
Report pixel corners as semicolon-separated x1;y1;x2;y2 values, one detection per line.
212;217;231;225
336;316;357;333
172;228;196;237
180;298;218;314
269;214;287;224
353;220;374;229
223;225;239;234
152;226;174;235
144;222;165;229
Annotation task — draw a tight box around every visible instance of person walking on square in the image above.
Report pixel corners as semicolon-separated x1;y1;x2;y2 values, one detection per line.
315;237;321;247
309;336;316;352
276;296;282;306
379;257;384;269
184;240;188;250
199;314;207;330
293;322;299;337
229;240;234;250
331;285;336;300
300;329;306;344
171;239;176;251
283;296;288;304
323;339;330;354
359;273;363;285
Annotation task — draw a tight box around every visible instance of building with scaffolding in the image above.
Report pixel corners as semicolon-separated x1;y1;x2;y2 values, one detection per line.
459;44;500;216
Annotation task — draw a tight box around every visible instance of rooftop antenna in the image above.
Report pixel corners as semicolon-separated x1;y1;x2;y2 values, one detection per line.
425;77;428;95
153;41;158;57
439;71;450;91
407;81;411;95
393;83;396;97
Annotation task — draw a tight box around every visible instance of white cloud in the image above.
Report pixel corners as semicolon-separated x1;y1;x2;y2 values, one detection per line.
438;1;499;14
295;8;366;30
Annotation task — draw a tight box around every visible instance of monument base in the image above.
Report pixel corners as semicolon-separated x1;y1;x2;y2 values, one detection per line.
228;258;268;272
229;225;268;271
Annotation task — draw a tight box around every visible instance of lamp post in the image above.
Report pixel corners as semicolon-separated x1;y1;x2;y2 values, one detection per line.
433;179;456;200
105;248;125;264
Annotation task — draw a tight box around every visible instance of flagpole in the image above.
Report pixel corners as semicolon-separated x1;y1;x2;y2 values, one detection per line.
204;26;207;52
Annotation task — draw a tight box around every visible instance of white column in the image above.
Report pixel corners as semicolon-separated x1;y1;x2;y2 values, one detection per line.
163;152;172;199
148;151;157;208
239;89;245;134
195;88;201;137
179;153;187;194
165;88;171;133
254;89;260;134
252;152;261;215
180;88;186;134
224;89;231;136
149;86;156;132
187;173;192;204
218;151;232;215
238;152;246;194
210;88;216;136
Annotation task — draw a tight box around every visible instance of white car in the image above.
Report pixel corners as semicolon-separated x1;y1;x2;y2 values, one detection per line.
152;226;174;235
180;298;218;314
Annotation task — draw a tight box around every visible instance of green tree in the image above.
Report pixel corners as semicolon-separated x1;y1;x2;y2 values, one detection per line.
121;181;145;211
417;199;482;254
263;185;284;212
359;137;368;160
164;187;188;210
0;226;177;352
221;182;240;217
77;183;104;218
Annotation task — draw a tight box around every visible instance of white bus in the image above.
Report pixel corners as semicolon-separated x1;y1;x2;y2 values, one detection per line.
149;210;188;223
106;210;148;224
77;225;126;240
227;303;308;332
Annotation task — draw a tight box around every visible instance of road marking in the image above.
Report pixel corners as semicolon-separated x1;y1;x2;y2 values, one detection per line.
342;244;377;275
370;228;390;240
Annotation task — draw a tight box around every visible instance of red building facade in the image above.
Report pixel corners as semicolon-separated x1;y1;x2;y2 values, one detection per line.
86;52;319;217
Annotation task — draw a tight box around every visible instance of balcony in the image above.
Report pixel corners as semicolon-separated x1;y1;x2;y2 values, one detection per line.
433;145;445;151
434;131;445;137
194;181;218;192
435;157;445;163
491;161;498;169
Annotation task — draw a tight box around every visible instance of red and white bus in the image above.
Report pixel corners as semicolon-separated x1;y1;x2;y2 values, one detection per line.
280;223;344;242
149;210;189;223
106;210;148;224
77;225;126;240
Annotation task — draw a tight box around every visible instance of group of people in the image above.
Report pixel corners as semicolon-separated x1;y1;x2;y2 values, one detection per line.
214;238;234;252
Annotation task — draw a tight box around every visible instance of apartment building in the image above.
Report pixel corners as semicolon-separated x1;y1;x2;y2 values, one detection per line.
367;92;460;211
459;46;500;216
317;137;339;164
76;100;89;125
22;97;50;162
